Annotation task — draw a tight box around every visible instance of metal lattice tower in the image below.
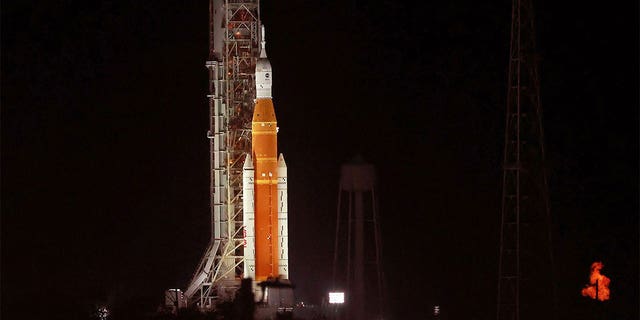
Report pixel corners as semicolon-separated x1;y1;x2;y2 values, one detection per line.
496;0;557;319
185;0;261;310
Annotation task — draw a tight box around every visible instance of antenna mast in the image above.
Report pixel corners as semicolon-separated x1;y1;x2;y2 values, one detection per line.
496;0;557;319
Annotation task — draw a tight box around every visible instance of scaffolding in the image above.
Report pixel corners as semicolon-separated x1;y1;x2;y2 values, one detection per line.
184;0;261;310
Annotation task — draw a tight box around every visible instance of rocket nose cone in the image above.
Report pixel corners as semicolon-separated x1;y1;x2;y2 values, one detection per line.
278;154;286;167
243;153;254;168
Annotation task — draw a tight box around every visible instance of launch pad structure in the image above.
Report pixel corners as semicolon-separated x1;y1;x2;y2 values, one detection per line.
184;0;262;310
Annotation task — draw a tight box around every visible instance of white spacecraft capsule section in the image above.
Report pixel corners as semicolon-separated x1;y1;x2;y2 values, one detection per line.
256;26;272;99
277;153;289;279
242;154;256;280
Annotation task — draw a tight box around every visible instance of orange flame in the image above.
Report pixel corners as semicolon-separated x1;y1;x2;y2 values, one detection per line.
581;261;610;301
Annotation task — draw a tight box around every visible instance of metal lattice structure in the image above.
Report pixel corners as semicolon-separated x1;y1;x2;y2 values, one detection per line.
184;0;261;310
496;0;557;319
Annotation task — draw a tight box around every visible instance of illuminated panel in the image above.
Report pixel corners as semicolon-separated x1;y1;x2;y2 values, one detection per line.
329;292;345;304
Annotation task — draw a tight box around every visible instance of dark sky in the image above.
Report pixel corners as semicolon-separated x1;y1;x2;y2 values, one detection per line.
2;1;638;319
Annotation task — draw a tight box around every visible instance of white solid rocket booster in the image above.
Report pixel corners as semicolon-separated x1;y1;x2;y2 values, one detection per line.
277;153;289;278
242;154;256;280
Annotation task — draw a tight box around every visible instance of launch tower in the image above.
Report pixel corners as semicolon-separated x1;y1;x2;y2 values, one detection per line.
184;0;262;309
183;1;290;311
496;0;557;319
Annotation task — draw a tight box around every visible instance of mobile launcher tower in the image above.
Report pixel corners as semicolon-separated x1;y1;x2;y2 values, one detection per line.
182;0;289;311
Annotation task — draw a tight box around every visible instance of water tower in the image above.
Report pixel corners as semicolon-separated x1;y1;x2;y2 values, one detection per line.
332;156;384;320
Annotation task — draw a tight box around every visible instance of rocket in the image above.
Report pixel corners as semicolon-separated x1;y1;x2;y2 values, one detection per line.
243;26;289;282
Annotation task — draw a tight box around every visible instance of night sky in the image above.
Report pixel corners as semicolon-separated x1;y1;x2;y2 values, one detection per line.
2;1;638;319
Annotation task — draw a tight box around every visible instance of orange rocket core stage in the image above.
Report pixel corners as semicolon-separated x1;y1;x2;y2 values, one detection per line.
252;97;279;281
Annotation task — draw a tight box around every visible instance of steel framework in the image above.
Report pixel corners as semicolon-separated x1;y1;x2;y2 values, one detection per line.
496;0;557;319
184;0;261;310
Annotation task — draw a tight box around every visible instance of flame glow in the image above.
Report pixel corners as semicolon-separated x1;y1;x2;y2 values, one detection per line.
581;261;610;301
